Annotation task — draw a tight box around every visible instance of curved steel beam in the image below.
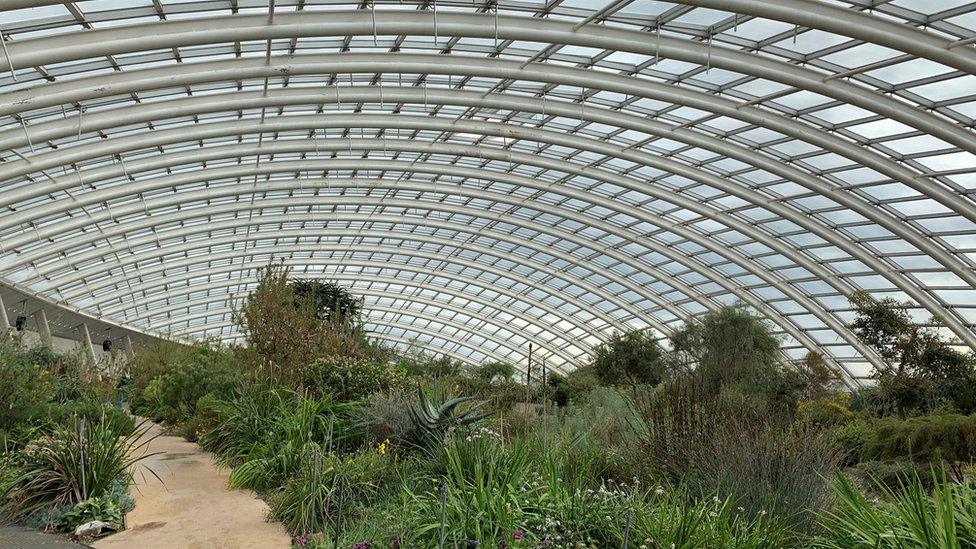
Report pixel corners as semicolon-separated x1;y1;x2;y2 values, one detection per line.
94;255;629;351
5;127;961;358
12;160;846;353
2;55;966;228
32;180;864;377
56;228;641;342
129;283;585;366
163;302;543;368
101;260;596;368
0;11;971;153
118;270;602;370
676;0;976;75
5;95;972;323
7;0;972;76
81;244;615;366
360;332;483;371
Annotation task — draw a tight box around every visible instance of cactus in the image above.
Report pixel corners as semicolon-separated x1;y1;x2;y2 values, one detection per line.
408;388;491;453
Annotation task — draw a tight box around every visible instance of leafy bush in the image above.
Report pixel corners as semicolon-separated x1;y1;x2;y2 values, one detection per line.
592;329;668;387
200;387;363;492
835;413;976;465
797;394;854;428
56;494;123;532
46;400;135;438
362;392;415;446
268;448;390;536
815;471;976;548
299;356;405;402
3;415;156;518
632;380;841;533
0;348;56;430
131;345;239;424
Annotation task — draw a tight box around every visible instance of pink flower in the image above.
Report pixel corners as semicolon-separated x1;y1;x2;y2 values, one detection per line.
513;529;524;541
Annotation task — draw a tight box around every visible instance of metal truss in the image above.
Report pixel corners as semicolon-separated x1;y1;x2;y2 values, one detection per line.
0;0;974;381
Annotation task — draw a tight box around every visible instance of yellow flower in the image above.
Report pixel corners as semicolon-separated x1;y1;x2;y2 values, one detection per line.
377;438;390;455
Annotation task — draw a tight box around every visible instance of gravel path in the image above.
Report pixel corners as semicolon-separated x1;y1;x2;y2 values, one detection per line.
91;421;290;549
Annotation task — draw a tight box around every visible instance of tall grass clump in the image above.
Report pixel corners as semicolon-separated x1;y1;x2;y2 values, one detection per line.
3;415;157;518
816;471;976;548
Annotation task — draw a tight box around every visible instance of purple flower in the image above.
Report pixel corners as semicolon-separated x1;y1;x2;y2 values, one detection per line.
465;540;479;548
353;543;371;549
292;533;310;548
513;529;524;541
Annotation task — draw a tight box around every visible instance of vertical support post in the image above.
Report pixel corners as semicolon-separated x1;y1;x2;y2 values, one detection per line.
77;323;97;365
0;294;9;334
33;308;51;346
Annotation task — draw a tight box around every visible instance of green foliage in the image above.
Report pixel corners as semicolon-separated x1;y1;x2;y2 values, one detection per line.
46;400;135;438
3;416;156;519
268;448;390;536
797;394;854;428
199;386;363;492
474;360;516;382
671;305;783;396
592;329;667;387
299;356;404;402
0;345;57;430
815;471;976;548
632;380;841;534
830;413;976;465
133;345;239;424
408;388;491;455
362;391;415;446
233;262;370;379
848;291;976;415
290;279;363;327
57;494;123;532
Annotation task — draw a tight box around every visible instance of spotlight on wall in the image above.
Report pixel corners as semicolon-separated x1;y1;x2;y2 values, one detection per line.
102;339;112;352
14;315;26;331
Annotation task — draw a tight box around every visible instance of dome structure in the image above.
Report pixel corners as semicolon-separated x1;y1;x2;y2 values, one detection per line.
0;0;974;383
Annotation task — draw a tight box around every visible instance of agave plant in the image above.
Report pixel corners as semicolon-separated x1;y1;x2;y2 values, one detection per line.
408;388;491;454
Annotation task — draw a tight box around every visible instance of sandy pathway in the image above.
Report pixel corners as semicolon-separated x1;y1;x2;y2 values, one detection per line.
93;421;291;549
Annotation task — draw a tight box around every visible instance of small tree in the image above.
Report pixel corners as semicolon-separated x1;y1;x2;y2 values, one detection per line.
591;329;667;388
848;290;975;414
671;305;781;392
475;361;516;382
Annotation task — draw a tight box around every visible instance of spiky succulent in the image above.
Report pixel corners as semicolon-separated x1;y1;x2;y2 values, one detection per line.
408;388;491;453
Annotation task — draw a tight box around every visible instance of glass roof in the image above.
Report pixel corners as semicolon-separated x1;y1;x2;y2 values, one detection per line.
0;0;974;380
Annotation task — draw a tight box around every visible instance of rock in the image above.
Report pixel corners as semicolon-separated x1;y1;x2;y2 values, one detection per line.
74;520;119;539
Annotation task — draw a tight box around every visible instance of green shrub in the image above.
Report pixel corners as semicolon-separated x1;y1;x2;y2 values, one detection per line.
134;351;240;424
199;387;363;492
864;413;976;463
815;471;976;548
267;448;389;536
797;395;854;428
299;356;404;402
362;392;415;446
830;419;874;466
592;329;668;387
632;380;841;534
56;494;123;532
0;351;56;430
3;416;155;518
44;401;135;438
